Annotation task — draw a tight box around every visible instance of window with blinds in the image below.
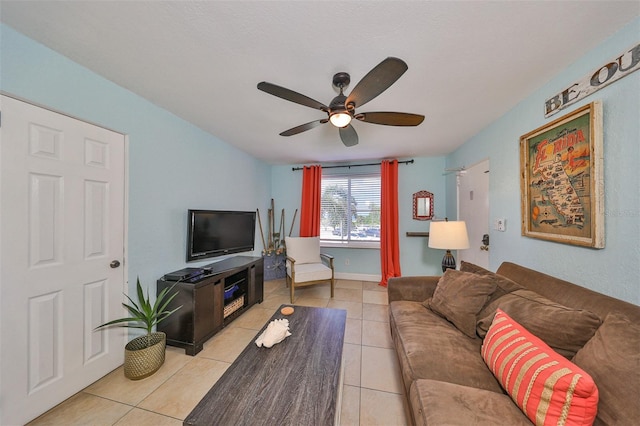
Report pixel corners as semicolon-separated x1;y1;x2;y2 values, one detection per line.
320;173;381;244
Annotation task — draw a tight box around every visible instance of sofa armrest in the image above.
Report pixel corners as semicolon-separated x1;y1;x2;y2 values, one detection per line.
388;276;440;303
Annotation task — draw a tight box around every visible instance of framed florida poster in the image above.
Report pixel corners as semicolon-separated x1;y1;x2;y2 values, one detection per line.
520;101;604;248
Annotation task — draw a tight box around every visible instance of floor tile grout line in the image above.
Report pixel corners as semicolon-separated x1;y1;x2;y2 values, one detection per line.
358;385;404;396
358;329;363;388
360;343;394;350
83;352;199;410
80;390;138;409
98;398;185;425
33;280;409;425
131;405;185;422
110;403;135;426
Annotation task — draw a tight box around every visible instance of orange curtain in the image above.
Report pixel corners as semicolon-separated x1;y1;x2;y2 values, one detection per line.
380;160;401;287
299;165;322;237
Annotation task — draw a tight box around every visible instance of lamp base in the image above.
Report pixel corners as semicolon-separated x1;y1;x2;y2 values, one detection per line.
441;250;456;273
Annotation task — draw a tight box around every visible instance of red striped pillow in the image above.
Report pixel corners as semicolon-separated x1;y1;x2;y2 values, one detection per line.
481;309;598;426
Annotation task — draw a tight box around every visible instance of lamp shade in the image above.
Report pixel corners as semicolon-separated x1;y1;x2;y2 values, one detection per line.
428;221;470;250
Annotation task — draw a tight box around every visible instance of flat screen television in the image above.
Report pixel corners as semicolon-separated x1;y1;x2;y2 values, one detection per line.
187;209;256;262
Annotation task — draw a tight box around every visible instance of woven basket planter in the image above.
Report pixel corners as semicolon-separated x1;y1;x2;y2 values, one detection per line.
124;332;166;380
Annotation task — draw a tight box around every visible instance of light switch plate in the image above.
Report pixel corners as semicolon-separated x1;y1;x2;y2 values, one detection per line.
494;218;506;232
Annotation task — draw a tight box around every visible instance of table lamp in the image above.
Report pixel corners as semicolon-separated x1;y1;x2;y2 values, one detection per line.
428;220;470;272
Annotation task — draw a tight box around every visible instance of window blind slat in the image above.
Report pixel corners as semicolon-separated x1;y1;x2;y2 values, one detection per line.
320;174;381;242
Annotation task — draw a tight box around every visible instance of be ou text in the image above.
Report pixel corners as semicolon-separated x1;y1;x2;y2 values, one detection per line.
545;43;639;117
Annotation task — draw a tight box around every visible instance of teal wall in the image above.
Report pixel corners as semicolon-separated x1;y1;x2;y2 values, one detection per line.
446;18;639;304
271;156;447;278
398;157;448;276
0;25;272;296
3;16;638;304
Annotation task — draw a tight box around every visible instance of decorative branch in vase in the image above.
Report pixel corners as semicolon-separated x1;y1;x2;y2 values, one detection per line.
257;201;296;281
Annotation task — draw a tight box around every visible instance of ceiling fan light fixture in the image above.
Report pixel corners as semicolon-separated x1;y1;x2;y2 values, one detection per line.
329;112;352;128
258;58;421;147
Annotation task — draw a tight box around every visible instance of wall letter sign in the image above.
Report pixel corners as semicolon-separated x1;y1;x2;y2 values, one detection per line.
545;43;639;118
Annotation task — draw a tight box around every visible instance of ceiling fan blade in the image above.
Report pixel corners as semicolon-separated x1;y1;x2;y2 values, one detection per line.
258;82;328;111
279;119;327;136
345;57;408;109
356;112;425;126
339;124;358;147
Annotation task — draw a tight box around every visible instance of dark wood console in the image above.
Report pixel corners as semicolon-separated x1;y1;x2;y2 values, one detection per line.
157;256;264;355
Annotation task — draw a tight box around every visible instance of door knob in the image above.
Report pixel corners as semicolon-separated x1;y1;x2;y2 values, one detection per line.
110;260;121;268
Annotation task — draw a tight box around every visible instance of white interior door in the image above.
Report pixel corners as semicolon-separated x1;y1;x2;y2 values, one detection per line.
458;160;490;269
0;95;127;425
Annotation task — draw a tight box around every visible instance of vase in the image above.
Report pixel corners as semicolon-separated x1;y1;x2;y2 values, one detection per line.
123;331;166;380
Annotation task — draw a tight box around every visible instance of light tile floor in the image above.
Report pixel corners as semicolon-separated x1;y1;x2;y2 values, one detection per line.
28;279;410;426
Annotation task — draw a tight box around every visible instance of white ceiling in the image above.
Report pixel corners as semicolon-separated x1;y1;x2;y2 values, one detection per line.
2;1;638;165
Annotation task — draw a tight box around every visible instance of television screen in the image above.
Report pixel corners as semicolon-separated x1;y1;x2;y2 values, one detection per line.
187;210;256;262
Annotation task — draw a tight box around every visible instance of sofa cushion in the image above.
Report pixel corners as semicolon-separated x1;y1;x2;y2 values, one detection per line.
477;289;601;358
409;379;531;426
573;313;640;426
284;236;321;264
461;261;524;310
460;261;498;275
482;309;599;426
427;269;497;338
388;276;440;303
389;300;503;395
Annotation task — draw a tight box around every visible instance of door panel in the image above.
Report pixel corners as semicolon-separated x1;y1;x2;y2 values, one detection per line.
1;95;127;425
458;160;490;269
30;173;63;266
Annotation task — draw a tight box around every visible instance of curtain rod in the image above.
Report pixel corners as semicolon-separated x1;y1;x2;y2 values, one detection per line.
292;159;414;171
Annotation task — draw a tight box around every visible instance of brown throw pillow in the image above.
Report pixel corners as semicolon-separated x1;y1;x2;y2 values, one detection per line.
460;261;524;322
459;261;492;275
573;313;640;425
477;289;602;358
421;297;432;309
428;269;497;338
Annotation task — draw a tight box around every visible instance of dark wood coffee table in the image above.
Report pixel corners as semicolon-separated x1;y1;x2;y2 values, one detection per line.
184;305;347;426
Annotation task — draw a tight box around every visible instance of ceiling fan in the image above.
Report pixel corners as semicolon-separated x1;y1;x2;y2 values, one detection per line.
257;57;424;147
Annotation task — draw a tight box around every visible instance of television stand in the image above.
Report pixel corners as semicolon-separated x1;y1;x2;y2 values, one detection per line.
157;256;264;355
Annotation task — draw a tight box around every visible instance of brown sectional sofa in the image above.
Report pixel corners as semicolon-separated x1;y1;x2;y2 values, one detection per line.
388;261;640;425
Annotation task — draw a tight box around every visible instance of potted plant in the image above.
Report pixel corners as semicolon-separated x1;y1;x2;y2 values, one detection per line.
95;277;181;380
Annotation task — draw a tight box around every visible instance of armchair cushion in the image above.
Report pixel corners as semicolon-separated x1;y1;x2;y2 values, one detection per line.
285;237;321;264
287;263;332;283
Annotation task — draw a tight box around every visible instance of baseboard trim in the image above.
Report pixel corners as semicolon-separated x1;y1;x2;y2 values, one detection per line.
335;272;381;282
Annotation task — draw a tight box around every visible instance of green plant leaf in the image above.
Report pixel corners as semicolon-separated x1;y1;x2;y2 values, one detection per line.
155;286;181;321
155;306;182;326
137;279;153;316
94;317;141;330
121;302;145;320
123;294;143;315
94;276;182;336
